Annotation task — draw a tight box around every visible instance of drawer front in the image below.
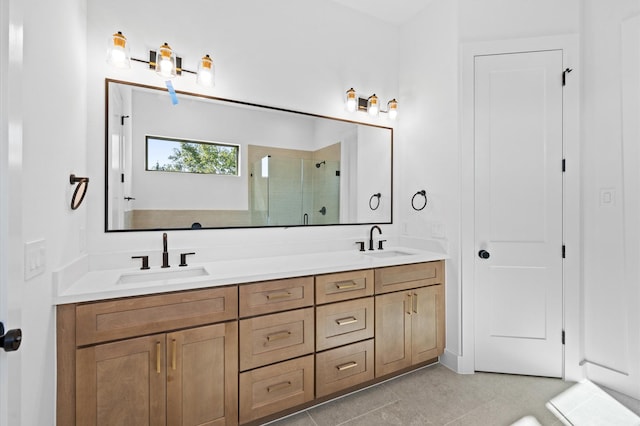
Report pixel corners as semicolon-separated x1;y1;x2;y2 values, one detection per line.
315;269;374;304
76;286;238;346
239;276;314;318
316;339;374;398
239;355;314;424
316;298;374;351
375;261;444;294
239;307;314;371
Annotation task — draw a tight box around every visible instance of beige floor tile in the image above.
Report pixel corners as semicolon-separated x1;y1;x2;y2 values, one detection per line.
266;410;317;426
306;383;399;426
341;399;434;426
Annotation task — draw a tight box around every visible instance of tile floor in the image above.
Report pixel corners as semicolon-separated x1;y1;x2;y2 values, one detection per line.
266;363;640;426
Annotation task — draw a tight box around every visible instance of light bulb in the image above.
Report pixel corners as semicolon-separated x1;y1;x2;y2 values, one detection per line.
155;43;176;79
106;31;130;69
345;88;357;112
367;94;379;117
196;54;215;88
387;99;398;120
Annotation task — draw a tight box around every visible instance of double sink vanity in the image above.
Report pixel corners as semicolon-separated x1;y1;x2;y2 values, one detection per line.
55;244;446;425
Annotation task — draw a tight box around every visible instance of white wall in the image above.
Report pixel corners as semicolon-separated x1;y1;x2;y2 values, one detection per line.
581;0;640;399
398;0;461;364
1;0;88;425
86;0;399;259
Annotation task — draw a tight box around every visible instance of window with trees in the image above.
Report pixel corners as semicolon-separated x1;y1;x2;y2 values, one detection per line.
145;136;239;176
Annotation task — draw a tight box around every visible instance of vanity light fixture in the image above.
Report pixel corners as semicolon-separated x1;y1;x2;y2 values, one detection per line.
345;88;398;120
106;31;215;88
154;42;177;79
106;31;131;69
196;54;215;88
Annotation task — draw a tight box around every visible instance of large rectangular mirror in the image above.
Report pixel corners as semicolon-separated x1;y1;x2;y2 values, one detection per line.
105;79;393;231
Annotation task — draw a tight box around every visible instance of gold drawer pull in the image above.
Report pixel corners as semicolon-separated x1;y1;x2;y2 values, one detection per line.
335;280;358;290
171;339;177;370
266;291;292;300
267;381;292;393
336;361;358;371
156;342;161;374
413;292;418;314
266;331;291;342
335;316;358;326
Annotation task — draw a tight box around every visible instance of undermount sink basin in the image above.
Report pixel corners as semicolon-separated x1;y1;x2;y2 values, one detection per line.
363;250;415;258
117;266;209;284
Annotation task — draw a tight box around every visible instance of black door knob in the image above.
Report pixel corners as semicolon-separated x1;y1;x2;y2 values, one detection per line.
478;250;491;259
0;322;22;352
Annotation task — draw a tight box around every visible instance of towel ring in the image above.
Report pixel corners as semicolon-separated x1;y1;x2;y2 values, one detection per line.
411;190;427;211
369;193;381;210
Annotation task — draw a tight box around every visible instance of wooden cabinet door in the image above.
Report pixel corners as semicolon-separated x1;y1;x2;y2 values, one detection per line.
411;285;445;365
76;334;167;426
167;322;238;426
375;291;412;377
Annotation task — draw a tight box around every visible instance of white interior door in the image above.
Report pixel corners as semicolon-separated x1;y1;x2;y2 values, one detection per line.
474;50;564;378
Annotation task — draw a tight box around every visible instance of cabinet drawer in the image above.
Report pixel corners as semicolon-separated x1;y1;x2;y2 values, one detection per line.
316;339;374;398
316;298;374;351
239;307;314;371
76;286;238;346
239;276;313;317
375;261;444;294
315;269;373;304
239;355;314;424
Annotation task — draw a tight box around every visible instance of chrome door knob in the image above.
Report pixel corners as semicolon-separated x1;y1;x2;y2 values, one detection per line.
478;250;491;259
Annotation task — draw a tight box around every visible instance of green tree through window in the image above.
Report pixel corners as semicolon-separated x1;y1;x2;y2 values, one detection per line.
146;136;239;175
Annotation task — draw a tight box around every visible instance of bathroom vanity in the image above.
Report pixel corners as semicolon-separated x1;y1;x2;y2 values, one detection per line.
56;252;445;425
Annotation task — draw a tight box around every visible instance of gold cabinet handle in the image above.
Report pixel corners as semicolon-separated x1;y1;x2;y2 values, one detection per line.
336;361;358;371
335;316;358;326
413;292;418;314
266;331;291;342
266;291;292;300
406;293;412;315
156;341;161;374
171;339;177;370
335;280;358;290
267;381;292;393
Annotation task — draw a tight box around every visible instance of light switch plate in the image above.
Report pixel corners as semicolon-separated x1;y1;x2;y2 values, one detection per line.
24;239;46;280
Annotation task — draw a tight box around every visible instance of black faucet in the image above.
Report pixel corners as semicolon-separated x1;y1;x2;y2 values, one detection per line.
369;225;382;251
162;232;170;268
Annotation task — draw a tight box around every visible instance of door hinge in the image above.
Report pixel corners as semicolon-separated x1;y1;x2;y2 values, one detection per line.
562;245;566;258
562;68;573;86
562;330;565;345
562;159;566;172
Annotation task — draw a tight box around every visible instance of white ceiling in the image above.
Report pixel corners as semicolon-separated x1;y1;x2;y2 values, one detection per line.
328;0;432;25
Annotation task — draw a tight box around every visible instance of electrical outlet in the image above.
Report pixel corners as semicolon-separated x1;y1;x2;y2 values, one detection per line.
24;239;46;280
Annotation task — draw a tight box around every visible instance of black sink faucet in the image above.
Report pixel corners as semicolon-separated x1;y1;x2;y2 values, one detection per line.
162;232;170;268
369;225;382;251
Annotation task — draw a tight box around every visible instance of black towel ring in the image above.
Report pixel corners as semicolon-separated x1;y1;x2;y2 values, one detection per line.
369;193;381;210
411;190;427;211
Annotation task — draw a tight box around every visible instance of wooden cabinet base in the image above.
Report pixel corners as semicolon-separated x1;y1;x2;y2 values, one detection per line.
239;355;314;424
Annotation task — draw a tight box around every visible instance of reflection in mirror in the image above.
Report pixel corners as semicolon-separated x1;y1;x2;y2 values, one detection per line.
105;79;393;231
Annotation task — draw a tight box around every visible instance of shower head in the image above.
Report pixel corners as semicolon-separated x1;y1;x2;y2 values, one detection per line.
315;161;326;168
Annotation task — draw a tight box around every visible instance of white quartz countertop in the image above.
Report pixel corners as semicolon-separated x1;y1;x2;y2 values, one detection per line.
55;247;447;305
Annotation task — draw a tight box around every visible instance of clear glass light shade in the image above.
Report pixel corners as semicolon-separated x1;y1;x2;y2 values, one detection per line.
196;54;215;88
156;43;177;79
106;31;130;69
345;88;357;112
367;94;379;116
387;99;398;120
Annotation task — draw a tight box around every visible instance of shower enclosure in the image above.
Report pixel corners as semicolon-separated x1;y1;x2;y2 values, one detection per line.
251;156;340;226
